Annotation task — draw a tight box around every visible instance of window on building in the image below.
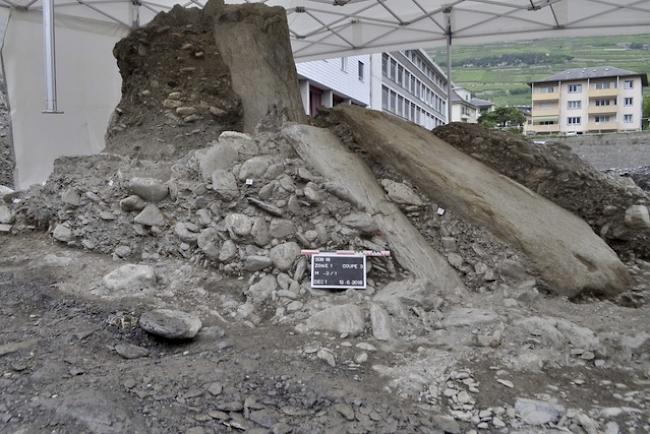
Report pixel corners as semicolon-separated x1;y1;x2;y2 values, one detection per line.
381;54;388;76
358;61;365;81
595;99;613;107
624;80;634;89
411;103;416;121
390;91;396;113
397;65;403;85
568;84;582;93
397;95;404;117
594;115;610;123
567;116;581;125
594;81;611;89
390;59;397;80
340;57;347;72
382;86;389;111
410;76;416;95
538;86;555;94
624;97;634;106
624;114;633;123
568;100;581;109
405;72;411;91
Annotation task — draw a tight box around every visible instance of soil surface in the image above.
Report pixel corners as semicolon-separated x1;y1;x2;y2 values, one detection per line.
2;234;650;434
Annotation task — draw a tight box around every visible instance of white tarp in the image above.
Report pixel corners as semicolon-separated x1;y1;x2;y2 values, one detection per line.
1;0;649;187
3;10;127;187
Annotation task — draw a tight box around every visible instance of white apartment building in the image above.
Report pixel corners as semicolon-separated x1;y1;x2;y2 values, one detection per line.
296;55;371;116
528;66;648;135
295;49;449;128
376;50;448;129
451;87;479;123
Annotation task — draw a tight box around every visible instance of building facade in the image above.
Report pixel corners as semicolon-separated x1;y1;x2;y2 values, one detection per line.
296;55;371;116
295;49;449;129
527;66;648;135
451;87;479;123
374;50;448;129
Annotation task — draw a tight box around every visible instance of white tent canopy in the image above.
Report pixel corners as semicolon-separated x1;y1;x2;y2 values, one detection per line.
2;0;650;187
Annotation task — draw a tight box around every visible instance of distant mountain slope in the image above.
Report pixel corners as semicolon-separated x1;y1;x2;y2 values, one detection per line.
428;34;650;107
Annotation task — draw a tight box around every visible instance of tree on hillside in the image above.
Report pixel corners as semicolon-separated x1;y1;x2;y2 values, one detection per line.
478;107;526;129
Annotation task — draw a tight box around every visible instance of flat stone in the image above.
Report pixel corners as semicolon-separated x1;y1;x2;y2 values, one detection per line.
334;403;355;421
175;222;199;244
251;217;271;246
248;197;283;217
246;275;277;304
61;188;82;207
53;223;74;242
218;240;238;262
441;308;498;328
369;303;394;341
128;177;168;202
303;182;321;203
225;213;253;237
317;348;336;367
120;195;146;212
244;255;273;271
212;169;239;201
197;228;221;259
176;106;197;116
103;264;156;292
514;398;565;426
304;304;365;337
624;205;650;229
196;142;240;180
269;218;295;239
134;204;166;227
238;156;274;181
206;382;223;396
269;242;300;271
139;309;202;340
114;343;150;360
341;212;378;234
380;179;424;206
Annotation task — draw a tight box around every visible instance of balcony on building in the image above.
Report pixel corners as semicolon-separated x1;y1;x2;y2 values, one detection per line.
587;121;618;131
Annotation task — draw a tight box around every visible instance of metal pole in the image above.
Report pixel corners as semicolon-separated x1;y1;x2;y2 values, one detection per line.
42;0;60;113
445;7;453;124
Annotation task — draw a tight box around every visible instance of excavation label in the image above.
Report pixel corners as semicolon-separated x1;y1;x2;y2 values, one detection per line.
310;253;367;289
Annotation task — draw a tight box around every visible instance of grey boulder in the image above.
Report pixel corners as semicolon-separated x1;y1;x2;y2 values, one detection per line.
139;309;202;340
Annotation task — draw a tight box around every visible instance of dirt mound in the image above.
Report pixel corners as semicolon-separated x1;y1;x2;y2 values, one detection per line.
106;2;244;159
434;123;650;260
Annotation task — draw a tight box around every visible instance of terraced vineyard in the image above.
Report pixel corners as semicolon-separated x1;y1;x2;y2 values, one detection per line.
428;34;650;108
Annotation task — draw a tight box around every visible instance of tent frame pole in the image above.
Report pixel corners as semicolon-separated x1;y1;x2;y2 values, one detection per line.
444;6;452;124
42;0;61;113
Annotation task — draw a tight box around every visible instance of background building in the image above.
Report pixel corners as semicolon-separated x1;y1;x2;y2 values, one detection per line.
295;49;449;129
527;66;648;135
372;50;448;129
451;87;479;123
296;55;371;116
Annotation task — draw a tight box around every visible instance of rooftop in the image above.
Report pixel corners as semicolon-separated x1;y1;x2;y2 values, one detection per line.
471;97;493;108
529;66;648;86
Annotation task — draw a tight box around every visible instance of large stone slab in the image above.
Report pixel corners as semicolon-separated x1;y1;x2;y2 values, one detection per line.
212;0;306;132
434;123;650;259
282;124;464;293
323;105;631;297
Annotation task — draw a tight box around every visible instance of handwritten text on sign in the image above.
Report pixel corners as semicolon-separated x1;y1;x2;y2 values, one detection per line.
310;253;367;289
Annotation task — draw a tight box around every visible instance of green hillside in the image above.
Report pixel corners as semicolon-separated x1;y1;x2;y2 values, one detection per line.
428;35;650;108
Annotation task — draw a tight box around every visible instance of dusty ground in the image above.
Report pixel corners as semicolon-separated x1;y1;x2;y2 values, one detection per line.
2;233;650;434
